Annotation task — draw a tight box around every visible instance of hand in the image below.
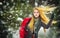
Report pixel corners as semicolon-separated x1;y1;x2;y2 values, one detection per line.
50;13;54;19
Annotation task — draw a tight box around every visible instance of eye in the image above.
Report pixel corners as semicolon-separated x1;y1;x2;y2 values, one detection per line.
37;12;39;13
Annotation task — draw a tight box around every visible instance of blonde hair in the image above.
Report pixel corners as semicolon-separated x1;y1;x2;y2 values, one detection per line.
28;7;50;32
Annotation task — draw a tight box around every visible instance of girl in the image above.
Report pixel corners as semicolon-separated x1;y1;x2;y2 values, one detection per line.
19;7;54;38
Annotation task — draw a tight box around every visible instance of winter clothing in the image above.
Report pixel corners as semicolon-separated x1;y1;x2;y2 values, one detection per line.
19;17;53;38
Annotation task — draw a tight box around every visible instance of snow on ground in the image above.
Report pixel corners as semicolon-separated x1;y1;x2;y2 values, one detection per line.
12;29;20;38
12;27;50;38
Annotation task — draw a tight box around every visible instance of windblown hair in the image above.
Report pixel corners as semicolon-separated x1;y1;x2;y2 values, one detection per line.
28;7;50;32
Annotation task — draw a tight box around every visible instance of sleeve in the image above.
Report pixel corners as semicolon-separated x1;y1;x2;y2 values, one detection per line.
41;19;53;29
19;18;26;38
19;27;25;38
19;17;31;38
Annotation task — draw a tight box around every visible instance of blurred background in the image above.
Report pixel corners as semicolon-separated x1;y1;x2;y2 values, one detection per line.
0;0;60;38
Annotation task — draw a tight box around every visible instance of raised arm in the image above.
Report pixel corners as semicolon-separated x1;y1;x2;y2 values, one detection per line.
41;13;54;29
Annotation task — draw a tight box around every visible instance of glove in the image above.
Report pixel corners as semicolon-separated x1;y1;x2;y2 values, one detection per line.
50;13;54;19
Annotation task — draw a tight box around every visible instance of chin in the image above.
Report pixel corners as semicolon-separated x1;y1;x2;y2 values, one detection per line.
34;17;39;18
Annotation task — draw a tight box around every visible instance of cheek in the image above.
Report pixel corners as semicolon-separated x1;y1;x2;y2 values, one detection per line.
33;13;36;16
37;13;39;16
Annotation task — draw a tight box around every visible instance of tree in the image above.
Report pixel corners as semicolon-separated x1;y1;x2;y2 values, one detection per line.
0;0;33;38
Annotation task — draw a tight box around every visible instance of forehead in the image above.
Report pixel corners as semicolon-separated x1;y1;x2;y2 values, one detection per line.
33;9;39;12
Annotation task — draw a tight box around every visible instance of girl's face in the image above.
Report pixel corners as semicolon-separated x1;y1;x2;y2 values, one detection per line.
33;9;40;18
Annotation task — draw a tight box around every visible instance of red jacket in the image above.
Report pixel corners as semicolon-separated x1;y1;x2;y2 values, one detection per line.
19;17;31;38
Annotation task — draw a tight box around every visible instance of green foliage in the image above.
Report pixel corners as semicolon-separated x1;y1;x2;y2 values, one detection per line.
0;0;33;30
